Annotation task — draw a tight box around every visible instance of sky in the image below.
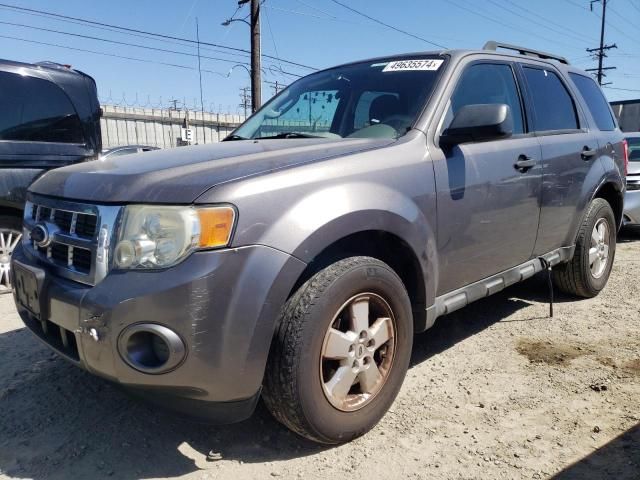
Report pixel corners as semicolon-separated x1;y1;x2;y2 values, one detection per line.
0;0;638;114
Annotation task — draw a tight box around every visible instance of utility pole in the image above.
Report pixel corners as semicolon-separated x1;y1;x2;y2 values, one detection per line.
196;17;206;144
238;0;261;112
239;86;252;117
586;0;617;86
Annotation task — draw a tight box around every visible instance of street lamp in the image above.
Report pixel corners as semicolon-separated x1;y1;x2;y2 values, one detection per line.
221;18;250;27
221;0;261;112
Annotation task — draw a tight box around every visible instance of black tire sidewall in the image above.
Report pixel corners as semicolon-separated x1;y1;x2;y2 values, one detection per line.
580;200;616;294
296;260;413;443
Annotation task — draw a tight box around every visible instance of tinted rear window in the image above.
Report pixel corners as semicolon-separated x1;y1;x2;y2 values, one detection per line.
569;73;616;131
522;67;579;132
0;71;84;143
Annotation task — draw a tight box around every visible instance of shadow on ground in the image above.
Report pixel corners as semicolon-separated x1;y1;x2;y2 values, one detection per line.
0;262;620;479
618;227;640;243
552;423;640;480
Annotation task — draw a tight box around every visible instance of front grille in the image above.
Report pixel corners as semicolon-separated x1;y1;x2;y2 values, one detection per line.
31;203;98;239
29;203;98;275
75;214;98;239
22;313;79;361
72;248;92;273
24;196;121;286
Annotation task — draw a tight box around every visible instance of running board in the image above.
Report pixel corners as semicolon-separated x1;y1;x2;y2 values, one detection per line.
422;246;574;330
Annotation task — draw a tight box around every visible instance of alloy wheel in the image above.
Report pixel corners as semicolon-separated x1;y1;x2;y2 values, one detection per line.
320;293;396;412
589;218;610;279
0;228;22;293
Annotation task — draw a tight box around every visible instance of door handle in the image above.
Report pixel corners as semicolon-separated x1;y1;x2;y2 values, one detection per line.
581;146;597;160
514;155;536;172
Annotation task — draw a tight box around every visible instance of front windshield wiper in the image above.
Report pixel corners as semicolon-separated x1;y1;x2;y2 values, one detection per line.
258;132;324;139
222;134;249;141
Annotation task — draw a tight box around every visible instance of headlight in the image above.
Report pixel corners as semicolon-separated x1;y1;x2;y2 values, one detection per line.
113;205;236;269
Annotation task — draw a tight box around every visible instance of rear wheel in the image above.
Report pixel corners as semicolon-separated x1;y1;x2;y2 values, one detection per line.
0;215;22;294
553;198;616;298
263;256;413;444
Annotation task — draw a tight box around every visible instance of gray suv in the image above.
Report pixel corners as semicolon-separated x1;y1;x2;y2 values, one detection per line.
11;42;626;444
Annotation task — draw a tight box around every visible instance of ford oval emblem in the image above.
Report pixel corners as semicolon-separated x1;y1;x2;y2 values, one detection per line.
30;224;51;248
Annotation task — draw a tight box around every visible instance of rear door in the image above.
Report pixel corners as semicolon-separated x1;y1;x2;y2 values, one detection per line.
431;60;542;295
519;64;602;255
569;72;626;177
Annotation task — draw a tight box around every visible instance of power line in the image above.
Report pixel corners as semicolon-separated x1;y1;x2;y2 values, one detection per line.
485;0;587;47
291;0;338;18
496;0;596;43
0;5;253;61
0;20;295;73
0;33;195;71
445;0;584;51
0;2;317;70
263;6;283;72
328;0;448;49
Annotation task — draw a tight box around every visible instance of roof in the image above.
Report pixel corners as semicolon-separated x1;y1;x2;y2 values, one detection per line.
315;41;586;78
0;57;94;81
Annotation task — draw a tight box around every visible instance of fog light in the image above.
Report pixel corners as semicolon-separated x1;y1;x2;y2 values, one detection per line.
117;324;186;374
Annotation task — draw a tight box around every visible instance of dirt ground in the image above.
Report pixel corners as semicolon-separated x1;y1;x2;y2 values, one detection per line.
1;233;639;480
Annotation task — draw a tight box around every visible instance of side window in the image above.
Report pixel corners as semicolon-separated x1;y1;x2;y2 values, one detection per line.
445;63;525;135
569;73;616;131
353;91;399;130
522;67;579;132
0;71;84;143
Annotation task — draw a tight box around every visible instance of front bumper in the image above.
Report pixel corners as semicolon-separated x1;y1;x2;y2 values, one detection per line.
12;243;306;422
623;189;640;226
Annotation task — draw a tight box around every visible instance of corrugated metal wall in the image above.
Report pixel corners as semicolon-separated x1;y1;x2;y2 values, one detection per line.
611;101;640;133
99;105;246;149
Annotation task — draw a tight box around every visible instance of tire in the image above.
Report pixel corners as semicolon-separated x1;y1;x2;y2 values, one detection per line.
553;198;616;298
0;214;23;294
263;256;413;444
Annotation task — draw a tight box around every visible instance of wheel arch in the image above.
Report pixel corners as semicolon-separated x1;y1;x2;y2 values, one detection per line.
592;179;624;230
288;228;431;333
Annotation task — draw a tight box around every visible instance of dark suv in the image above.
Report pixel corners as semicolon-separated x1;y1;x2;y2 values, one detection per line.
0;59;101;292
11;42;626;444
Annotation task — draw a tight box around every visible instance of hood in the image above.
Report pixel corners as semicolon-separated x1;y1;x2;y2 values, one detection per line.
29;137;395;204
628;160;640;176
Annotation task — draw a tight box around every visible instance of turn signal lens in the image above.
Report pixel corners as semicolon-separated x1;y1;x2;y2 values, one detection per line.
197;206;236;248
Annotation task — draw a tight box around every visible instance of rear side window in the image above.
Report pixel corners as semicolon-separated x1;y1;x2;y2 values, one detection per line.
569;73;616;131
522;67;579;132
0;71;84;143
447;63;525;135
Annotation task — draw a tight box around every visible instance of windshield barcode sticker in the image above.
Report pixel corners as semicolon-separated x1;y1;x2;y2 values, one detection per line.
382;59;443;72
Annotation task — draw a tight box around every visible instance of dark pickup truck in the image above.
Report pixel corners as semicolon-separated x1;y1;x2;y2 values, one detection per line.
0;59;101;293
12;42;626;444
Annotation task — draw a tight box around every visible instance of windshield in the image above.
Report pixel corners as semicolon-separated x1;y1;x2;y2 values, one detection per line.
628;137;640;162
232;57;446;140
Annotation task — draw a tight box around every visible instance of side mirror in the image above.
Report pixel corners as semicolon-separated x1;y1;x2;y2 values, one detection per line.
440;104;513;147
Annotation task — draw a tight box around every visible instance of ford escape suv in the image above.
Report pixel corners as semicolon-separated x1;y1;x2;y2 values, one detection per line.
12;42;626;444
0;59;101;293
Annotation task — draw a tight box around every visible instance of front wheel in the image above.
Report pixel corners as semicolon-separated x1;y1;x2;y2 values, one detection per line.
263;256;413;444
0;215;23;294
553;198;616;298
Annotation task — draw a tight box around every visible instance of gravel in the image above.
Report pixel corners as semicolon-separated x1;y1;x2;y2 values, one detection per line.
1;232;638;480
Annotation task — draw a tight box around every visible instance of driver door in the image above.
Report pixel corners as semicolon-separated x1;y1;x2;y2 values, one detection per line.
430;61;542;295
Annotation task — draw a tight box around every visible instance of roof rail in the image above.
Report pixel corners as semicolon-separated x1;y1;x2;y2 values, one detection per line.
483;41;569;65
34;61;73;70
